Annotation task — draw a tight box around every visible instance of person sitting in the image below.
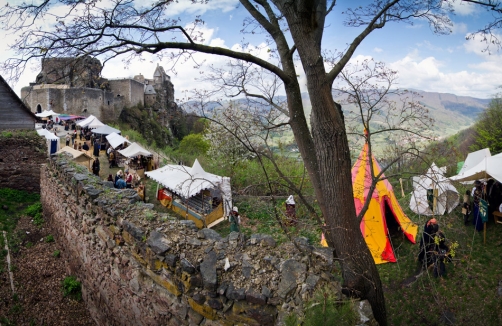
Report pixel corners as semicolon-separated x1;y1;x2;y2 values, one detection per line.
116;177;127;189
82;142;89;151
125;170;133;188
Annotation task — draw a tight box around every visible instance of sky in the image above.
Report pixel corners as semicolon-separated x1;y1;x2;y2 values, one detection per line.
2;0;502;100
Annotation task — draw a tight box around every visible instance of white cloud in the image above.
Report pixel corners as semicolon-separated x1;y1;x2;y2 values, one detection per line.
388;51;501;98
373;47;383;53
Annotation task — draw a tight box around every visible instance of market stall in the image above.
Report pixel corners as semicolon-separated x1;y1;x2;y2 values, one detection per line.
117;142;153;173
145;159;232;228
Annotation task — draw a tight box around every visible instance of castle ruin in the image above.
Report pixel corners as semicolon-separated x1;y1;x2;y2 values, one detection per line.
21;57;179;125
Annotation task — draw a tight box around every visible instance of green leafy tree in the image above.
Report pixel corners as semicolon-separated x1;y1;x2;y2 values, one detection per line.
472;95;502;154
178;134;210;157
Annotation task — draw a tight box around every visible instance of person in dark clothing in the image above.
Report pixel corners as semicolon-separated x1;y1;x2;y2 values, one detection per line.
82;142;89;151
92;158;100;176
429;230;450;277
472;180;484;231
93;139;100;157
418;218;438;266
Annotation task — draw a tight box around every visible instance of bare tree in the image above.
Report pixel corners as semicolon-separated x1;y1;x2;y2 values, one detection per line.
0;1;457;323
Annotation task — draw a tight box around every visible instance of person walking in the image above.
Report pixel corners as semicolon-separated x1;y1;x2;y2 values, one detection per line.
92;157;100;176
65;133;70;147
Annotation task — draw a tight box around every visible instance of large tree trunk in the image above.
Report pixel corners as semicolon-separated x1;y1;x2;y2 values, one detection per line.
276;2;388;325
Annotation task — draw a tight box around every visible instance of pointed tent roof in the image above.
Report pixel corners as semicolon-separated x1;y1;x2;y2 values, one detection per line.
35;109;60;118
37;128;59;141
410;163;459;216
145;159;224;199
351;143;418;264
77;115;105;129
450;152;502;184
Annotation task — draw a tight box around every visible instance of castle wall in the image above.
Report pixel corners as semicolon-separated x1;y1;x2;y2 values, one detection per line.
108;79;144;108
21;86;123;123
39;155;375;326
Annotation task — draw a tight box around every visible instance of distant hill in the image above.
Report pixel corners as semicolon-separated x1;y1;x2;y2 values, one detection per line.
182;90;490;149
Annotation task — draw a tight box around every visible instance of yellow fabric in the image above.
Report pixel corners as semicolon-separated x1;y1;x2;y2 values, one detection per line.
322;143;418;264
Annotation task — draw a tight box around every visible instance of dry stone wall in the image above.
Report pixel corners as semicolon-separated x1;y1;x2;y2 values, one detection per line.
0;133;46;192
40;155;377;326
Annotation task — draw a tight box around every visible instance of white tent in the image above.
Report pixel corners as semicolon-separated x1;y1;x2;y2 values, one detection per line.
106;132;131;149
458;148;491;175
450;152;502;184
37;128;60;156
77;115;105;129
145;159;233;216
92;125;121;135
117;142;152;158
410;163;459;216
35;110;60;118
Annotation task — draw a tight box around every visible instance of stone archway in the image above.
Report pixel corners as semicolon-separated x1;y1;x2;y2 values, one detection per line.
36;104;42;113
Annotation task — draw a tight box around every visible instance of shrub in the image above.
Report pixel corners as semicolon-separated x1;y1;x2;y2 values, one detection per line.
53;250;60;258
62;276;82;301
45;235;54;243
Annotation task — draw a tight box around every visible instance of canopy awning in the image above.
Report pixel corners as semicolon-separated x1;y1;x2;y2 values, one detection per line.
37;128;59;141
35;110;60;118
145;159;224;199
92;125;121;135
450;153;502;184
77;115;105;129
117;142;152;158
58;114;86;121
457;148;491;175
106;132;131;149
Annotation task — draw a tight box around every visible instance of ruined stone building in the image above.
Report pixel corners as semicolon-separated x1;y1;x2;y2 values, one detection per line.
21;57;179;125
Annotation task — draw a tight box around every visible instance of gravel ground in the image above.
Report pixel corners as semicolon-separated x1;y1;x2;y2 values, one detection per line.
0;215;95;326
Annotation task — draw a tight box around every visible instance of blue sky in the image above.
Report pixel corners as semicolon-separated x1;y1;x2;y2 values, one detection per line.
2;0;502;100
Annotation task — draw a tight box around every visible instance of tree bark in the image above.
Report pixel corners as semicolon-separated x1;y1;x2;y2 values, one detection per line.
276;1;388;324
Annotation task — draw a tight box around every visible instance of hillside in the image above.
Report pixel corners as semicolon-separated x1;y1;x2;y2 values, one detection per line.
183;90;490;153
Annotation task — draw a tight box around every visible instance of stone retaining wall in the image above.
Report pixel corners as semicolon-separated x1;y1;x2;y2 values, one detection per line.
0;132;46;192
40;155;376;325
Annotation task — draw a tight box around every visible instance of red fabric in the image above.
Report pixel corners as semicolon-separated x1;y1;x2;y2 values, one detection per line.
157;189;172;201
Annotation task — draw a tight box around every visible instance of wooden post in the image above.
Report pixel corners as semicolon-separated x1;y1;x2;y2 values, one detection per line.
399;178;405;198
484;222;486;245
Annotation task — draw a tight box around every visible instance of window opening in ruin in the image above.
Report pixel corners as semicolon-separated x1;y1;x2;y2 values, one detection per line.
108;101;110;105
36;104;42;113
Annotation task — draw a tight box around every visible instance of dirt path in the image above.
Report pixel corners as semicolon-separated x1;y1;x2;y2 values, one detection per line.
0;215;95;325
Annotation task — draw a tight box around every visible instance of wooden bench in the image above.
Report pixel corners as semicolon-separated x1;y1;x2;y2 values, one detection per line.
494;211;502;224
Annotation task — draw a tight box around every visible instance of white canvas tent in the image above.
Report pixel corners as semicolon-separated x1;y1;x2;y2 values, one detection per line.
145;159;233;217
77;115;105;129
37;128;60;156
106;132;131;149
92;125;121;135
35;110;60;118
450;152;502;184
410;163;459;215
117;142;152;158
458;148;491;175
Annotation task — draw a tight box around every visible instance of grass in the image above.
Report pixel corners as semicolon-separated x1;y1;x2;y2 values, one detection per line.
379;193;502;326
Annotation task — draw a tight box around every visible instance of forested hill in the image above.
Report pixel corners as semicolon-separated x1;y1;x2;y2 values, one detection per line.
183;89;490;141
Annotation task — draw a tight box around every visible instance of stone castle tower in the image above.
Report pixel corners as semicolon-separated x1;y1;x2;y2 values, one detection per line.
21;57;179;124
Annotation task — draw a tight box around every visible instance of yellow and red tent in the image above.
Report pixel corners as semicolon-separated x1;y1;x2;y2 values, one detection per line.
352;143;418;263
322;143;418;264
